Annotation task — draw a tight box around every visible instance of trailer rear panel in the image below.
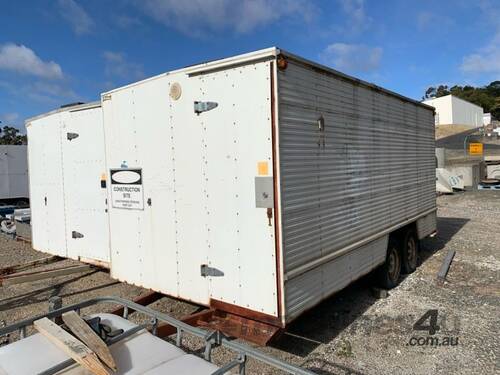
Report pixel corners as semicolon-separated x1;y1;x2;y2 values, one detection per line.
102;58;279;316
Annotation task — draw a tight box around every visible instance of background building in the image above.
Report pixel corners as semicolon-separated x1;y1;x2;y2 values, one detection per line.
423;95;484;127
483;113;492;126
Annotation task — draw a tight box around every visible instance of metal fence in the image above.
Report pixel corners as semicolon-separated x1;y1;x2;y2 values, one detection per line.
0;295;316;375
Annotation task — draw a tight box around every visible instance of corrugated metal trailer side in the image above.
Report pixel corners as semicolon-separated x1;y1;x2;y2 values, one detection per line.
0;145;29;201
26;103;110;266
275;52;436;322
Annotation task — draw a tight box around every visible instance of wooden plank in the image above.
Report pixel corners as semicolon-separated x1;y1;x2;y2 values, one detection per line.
437;250;456;282
0;265;92;286
34;317;110;375
62;311;117;372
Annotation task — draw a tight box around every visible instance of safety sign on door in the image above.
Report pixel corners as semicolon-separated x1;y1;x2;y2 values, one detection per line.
110;168;144;210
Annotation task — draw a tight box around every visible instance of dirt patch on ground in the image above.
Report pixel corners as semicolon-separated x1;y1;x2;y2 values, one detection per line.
435;124;475;140
0;191;498;374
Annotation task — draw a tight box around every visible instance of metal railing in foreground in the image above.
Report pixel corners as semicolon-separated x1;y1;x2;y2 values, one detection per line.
0;296;316;375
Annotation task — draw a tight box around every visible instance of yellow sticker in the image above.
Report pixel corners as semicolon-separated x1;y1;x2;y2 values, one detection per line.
469;143;483;155
258;161;269;176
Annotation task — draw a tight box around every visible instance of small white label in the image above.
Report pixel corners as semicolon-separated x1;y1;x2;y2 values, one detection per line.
110;169;144;210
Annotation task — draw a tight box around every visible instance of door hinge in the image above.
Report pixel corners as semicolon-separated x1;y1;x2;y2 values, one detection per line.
200;264;224;277
194;101;218;115
67;132;79;141
72;231;84;239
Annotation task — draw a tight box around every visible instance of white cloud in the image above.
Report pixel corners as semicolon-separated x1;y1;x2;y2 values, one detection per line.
338;0;371;34
103;51;145;81
137;0;316;36
0;112;19;124
320;43;382;73
58;0;94;35
0;79;79;105
461;32;500;74
0;43;63;79
460;1;500;75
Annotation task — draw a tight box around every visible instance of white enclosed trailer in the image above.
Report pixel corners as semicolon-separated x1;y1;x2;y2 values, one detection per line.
0;145;29;201
102;48;436;327
26;102;110;266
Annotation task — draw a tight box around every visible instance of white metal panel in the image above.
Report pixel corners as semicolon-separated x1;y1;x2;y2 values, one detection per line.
103;60;278;315
61;106;110;263
26;124;49;252
450;95;483;127
277;58;436;322
198;62;278;315
0;147;9;199
26;113;67;257
0;145;28;200
102;77;181;299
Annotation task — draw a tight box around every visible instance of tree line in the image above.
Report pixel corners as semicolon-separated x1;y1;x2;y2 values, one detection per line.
0;126;27;145
424;81;500;120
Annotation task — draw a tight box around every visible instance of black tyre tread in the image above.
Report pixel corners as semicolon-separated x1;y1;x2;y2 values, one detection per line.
401;229;418;274
376;239;401;289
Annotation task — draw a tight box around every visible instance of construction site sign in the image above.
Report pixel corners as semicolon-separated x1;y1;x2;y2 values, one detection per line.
110;168;144;210
469;143;483;155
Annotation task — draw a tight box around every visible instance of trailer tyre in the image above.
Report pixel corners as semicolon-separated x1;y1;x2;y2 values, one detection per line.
377;239;401;289
402;229;418;274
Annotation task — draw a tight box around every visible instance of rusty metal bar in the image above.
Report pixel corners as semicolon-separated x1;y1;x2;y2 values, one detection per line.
0;256;62;276
109;291;163;317
0;264;93;287
437;250;456;283
156;308;214;338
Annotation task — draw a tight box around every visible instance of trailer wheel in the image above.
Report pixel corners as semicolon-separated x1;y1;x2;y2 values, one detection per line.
402;229;418;274
377;239;401;289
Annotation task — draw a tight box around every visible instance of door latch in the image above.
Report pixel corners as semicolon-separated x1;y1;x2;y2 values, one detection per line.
194;101;218;115
72;231;84;239
200;264;224;277
67;132;79;141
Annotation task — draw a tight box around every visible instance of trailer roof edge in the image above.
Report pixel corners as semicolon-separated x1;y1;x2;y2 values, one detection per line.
279;49;434;111
25;101;101;125
101;47;280;96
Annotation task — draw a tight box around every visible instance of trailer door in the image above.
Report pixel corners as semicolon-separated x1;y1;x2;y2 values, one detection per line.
62;107;110;264
199;61;279;317
27;123;49;252
27;115;67;257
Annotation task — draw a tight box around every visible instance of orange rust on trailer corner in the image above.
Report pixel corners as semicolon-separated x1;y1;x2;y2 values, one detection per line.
210;298;283;328
155;308;215;337
270;60;284;325
109;291;164;317
199;310;283;346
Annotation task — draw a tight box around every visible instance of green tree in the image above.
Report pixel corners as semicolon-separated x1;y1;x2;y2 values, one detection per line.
424;81;500;119
0;126;27;145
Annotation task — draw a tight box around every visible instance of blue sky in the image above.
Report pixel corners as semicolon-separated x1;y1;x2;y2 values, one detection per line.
1;0;499;131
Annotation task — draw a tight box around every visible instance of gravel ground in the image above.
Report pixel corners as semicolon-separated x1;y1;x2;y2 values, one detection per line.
0;191;498;374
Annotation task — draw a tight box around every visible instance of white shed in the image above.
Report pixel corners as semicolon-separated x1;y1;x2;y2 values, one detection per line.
423;95;483;127
483;113;492;126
